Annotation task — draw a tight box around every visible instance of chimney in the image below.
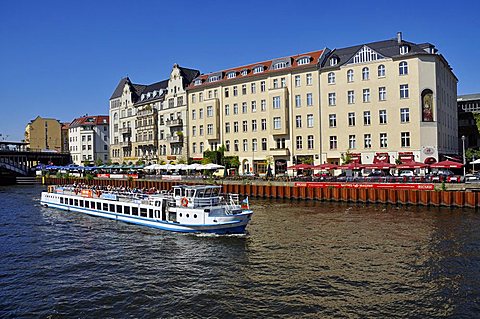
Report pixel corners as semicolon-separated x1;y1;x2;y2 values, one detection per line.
397;32;402;44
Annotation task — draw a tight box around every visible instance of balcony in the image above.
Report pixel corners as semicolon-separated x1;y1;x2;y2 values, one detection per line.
166;134;183;143
165;118;183;127
269;148;290;157
120;141;132;147
119;127;132;134
137;109;155;117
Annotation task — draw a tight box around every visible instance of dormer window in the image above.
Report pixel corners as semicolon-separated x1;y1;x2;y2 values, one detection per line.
141;94;145;100
329;57;338;66
208;75;221;82
400;45;410;55
297;57;310;65
147;92;151;98
253;66;264;74
241;69;248;76
227;72;236;79
194;79;202;86
273;62;287;70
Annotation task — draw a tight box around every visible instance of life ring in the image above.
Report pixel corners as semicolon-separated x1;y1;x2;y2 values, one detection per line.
180;197;188;207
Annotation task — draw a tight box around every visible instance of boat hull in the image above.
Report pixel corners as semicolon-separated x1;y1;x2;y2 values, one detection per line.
40;194;252;234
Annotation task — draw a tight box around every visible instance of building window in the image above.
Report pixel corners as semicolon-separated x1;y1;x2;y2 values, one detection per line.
348;90;355;104
208;75;220;82
307;135;314;149
251;83;256;94
233;86;238;96
364;134;371;148
252;139;258;151
307;93;313;106
273;96;281;109
400;84;409;99
363;89;370;103
297;57;310;65
207;124;213;135
296;136;303;150
261;119;267;131
242;120;248;132
362;67;369;80
378;64;386;77
227;72;236;79
192;126;196;136
224;88;229;98
400;45;410;55
295;95;301;107
261;100;266;111
200;142;204;153
225;122;230;133
328;72;335;84
400;108;410;123
348;112;355;126
192;143;196;153
199;125;204;136
243;139;248;152
281;77;286;88
379;110;387;124
347;69;354;82
273;117;281;130
207;106;213;117
330;57;338;66
261;81;266;92
253;66;264;74
329;114;337;127
329;136;337;150
242;84;247;95
296;115;302;128
379;87;386;101
349;135;356;149
241;70;248;76
273;79;278;89
401;132;411;147
306;73;312;85
234;140;239;152
208;90;212;99
233;121;239;133
328;93;336;106
262;138;267;151
251;101;257;112
225;140;230;152
252;119;257;132
192;94;196;103
233;103;238;114
380;133;388;148
199;108;204;119
242;102;247;114
307;114;314;127
295;75;301;87
225;104;230;115
364;111;371;125
199;93;203;102
399;61;408;75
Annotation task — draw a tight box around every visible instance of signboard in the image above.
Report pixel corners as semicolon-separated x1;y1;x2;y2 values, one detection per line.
110;174;125;179
127;174;139;179
97;173;110;178
100;193;118;201
81;189;93;198
162;175;182;181
294;182;435;190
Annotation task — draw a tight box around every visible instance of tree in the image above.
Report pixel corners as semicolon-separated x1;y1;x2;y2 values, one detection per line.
340;150;353;164
466;148;480;162
95;158;103;166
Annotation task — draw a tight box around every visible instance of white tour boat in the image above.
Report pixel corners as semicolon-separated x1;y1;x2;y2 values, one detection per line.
40;184;253;234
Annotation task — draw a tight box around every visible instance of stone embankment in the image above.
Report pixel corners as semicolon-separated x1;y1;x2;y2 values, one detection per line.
44;177;480;208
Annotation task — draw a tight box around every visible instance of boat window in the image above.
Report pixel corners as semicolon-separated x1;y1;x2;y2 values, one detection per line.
186;214;190;218
116;205;122;214
149;209;153;218
60;197;64;204
74;199;78;206
103;203;108;211
70;198;73;206
197;189;205;198
205;188;213;197
140;208;147;217
124;206;130;215
80;200;84;207
97;202;101;210
179;213;182;217
109;204;115;212
84;201;89;208
132;207;138;216
194;214;197;218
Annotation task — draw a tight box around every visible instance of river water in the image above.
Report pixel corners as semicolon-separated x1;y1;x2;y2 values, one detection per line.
1;185;479;318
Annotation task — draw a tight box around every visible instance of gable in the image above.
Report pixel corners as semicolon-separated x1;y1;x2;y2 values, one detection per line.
346;45;386;65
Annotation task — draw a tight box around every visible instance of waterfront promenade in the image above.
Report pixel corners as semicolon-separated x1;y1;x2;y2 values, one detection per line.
44;176;480;209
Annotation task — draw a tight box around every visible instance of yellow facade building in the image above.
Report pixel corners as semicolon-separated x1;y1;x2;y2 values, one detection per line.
24;116;65;152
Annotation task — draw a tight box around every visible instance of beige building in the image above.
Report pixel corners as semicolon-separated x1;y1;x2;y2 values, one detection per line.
24;116;65;152
187;50;326;175
319;33;458;165
109;65;198;164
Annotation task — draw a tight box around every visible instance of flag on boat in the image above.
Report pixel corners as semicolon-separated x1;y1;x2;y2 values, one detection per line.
241;197;250;210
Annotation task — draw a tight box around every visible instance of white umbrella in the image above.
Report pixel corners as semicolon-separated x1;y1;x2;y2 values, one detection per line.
185;163;202;170
204;163;225;170
175;164;188;170
144;164;157;170
469;159;480;165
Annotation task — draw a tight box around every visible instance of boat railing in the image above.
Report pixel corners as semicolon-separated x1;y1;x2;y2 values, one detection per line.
51;186;159;203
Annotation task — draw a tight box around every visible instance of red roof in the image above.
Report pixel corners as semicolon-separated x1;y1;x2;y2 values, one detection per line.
188;49;325;89
69;115;109;128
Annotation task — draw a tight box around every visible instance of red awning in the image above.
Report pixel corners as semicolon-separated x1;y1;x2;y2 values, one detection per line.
430;160;463;169
396;161;428;169
365;162;396;169
338;162;364;170
312;163;338;170
287;163;314;170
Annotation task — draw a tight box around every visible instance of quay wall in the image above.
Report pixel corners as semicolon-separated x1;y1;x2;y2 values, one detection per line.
44;177;480;209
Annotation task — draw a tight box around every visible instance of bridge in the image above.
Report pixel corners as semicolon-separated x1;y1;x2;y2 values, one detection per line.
0;141;71;177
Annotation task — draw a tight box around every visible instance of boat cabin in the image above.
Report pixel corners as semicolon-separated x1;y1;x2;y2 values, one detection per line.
172;185;222;208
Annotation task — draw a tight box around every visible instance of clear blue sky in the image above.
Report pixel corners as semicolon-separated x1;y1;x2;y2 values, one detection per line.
0;0;478;141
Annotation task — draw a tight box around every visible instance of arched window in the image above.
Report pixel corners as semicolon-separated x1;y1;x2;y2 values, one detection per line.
362;67;369;80
297;57;310;65
327;72;335;84
226;72;236;79
377;65;385;77
253;66;264;74
400;45;410;55
399;61;408;75
113;112;118;120
329;56;338;66
347;69;354;82
273;62;287;70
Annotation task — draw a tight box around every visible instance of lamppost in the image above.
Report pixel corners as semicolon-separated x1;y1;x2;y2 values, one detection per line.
462;135;466;177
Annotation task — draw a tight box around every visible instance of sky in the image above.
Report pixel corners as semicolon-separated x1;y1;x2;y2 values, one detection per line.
0;0;479;141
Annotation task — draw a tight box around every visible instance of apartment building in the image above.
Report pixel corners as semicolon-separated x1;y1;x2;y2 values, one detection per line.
24;116;67;152
68;115;109;165
187;50;326;175
319;33;458;165
109;65;199;164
